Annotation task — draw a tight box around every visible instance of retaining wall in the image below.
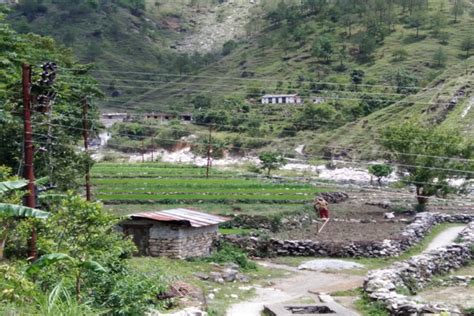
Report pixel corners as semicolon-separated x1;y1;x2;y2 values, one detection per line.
364;221;474;315
220;213;474;258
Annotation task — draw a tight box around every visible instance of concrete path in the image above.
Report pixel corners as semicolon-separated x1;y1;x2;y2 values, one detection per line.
424;225;466;253
226;262;364;316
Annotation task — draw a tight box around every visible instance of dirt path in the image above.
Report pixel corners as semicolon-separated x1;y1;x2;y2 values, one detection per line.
226;262;364;316
424;225;466;253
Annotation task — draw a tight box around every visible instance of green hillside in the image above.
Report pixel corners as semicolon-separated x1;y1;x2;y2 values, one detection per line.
116;0;474;112
6;0;474;158
306;57;474;159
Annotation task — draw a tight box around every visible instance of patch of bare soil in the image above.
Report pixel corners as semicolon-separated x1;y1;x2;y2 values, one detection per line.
277;202;411;242
276;220;407;242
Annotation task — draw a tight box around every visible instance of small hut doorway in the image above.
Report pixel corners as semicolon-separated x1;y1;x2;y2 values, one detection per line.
123;224;151;256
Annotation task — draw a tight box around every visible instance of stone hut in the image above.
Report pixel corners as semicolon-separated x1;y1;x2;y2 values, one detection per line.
120;208;228;259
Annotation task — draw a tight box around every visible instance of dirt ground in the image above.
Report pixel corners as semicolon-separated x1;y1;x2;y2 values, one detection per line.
275;201;411;242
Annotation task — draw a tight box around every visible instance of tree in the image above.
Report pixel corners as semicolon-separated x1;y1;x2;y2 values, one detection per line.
451;0;465;22
368;164;393;185
408;9;427;38
357;33;376;61
381;124;474;209
350;69;365;87
439;31;450;45
432;46;447;68
431;11;447;37
336;44;347;70
385;68;418;94
312;36;333;63
0;16;102;190
460;35;474;58
258;152;287;176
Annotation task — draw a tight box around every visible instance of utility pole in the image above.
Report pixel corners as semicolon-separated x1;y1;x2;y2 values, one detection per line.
82;98;91;202
22;63;37;260
141;139;145;163
206;125;212;179
151;135;155;162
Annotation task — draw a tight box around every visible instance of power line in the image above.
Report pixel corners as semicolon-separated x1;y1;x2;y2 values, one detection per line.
30;123;474;175
30;115;474;163
60;68;447;91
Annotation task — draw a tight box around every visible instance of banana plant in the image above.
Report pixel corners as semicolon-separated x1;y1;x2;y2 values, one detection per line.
0;180;50;260
27;253;107;301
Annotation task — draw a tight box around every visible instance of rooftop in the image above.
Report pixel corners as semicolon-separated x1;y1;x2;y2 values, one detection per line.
262;94;299;98
128;208;229;228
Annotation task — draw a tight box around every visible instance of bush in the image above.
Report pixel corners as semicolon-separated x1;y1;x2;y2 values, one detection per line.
206;243;256;271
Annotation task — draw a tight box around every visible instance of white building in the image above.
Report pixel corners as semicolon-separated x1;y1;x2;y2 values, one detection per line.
261;94;302;104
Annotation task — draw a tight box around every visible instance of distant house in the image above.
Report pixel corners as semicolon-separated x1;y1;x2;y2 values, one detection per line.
101;112;129;120
119;209;228;258
143;112;193;123
261;94;302;104
100;112;130;128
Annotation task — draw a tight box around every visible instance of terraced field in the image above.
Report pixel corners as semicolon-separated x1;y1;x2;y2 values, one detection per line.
92;163;328;206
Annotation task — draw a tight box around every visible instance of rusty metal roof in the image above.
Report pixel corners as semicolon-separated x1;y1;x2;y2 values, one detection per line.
128;208;229;228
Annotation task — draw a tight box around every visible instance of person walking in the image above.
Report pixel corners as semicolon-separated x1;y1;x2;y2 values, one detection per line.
314;197;330;219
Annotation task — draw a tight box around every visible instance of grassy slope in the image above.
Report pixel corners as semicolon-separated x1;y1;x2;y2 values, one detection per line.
307;57;474;158
121;1;474;112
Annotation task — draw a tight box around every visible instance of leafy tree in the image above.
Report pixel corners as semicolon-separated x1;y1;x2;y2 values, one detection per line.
431;11;447;37
460;35;474;58
356;33;376;61
368;164;393;185
0;14;102;190
312;36;333;63
451;0;465;22
385;68;418;94
350;69;365;86
294;103;341;131
408;9;427;38
192;95;212;109
222;40;237;56
432;46;447;68
381;124;474;209
336;44;347;70
258;152;287;176
438;31;450;45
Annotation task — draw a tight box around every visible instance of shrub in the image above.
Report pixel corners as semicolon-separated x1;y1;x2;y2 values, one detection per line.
206;243;257;271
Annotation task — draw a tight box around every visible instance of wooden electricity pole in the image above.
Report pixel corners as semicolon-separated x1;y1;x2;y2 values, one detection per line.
206;125;212;179
141;139;145;163
151;135;155;162
82;98;91;201
22;63;37;260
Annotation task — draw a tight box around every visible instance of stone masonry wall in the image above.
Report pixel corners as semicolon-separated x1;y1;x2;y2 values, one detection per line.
364;221;474;315
220;213;474;258
149;223;218;259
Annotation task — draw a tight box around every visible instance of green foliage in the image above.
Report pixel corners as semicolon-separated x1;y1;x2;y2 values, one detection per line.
222;40;237;56
0;14;101;190
354;291;389;316
205;242;257;271
381;124;474;206
384;69;418;94
0;263;37;304
312;36;333;63
433;46;447;67
368;164;393;184
258;151;287;176
0;203;50;219
461;35;474;58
